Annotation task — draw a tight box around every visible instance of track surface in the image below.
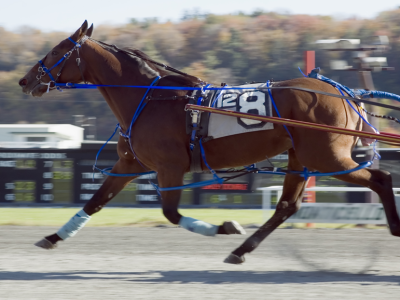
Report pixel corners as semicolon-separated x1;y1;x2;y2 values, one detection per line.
1;226;400;299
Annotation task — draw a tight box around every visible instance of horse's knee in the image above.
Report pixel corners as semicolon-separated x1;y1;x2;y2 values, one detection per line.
369;169;393;195
374;169;392;184
276;198;301;215
162;207;182;225
83;202;104;215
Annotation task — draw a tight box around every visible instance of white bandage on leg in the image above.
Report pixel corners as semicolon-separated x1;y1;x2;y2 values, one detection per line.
179;216;218;236
57;209;91;240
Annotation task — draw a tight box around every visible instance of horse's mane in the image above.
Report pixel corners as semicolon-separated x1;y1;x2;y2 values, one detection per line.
89;38;201;84
122;48;152;61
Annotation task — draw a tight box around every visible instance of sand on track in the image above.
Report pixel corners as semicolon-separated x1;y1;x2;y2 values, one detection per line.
1;226;400;299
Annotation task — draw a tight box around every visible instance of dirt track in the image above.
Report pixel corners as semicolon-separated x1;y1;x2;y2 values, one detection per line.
1;226;400;299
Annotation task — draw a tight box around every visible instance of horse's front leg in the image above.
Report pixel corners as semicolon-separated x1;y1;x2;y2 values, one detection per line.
225;149;307;264
35;158;140;249
224;173;307;264
157;167;246;236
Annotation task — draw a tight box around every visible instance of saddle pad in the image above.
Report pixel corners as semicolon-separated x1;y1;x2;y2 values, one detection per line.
208;83;274;140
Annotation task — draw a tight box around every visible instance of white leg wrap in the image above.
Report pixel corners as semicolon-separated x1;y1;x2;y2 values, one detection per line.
179;216;218;236
57;209;91;240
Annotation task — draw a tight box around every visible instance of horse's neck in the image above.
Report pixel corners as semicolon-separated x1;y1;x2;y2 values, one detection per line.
82;41;160;129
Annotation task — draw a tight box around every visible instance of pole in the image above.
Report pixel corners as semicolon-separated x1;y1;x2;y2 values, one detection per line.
358;71;379;203
304;51;315;74
304;51;316;227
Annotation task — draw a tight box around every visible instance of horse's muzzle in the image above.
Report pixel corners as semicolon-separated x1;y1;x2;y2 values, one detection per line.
19;76;44;96
19;78;28;87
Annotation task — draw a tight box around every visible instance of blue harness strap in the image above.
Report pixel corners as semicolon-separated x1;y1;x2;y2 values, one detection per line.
97;167;155;177
354;89;400;103
151;138;224;193
337;88;381;161
38;60;57;82
307;68;356;98
150;178;223;193
68;37;81;47
266;80;296;149
121;76;161;139
92;76;160;179
38;36;87;92
307;67;381;161
295;161;372;178
298;67;307;78
189;84;211;148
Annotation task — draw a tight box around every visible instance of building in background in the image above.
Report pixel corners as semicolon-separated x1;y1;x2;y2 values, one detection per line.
0;124;84;149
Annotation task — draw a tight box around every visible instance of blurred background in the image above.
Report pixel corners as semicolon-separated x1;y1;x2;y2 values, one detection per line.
2;0;400;210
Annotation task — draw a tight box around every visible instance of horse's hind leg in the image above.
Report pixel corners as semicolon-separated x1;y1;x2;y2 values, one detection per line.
331;159;400;236
225;149;307;264
300;155;400;236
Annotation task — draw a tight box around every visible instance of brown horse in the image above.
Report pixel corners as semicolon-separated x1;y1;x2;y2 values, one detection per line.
19;21;400;264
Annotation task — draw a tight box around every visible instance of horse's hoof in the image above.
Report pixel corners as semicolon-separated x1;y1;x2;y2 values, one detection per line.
224;253;245;264
390;229;400;237
223;220;246;235
388;224;400;237
34;238;57;250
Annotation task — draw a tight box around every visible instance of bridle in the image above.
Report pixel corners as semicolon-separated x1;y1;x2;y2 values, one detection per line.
36;36;89;93
35;35;205;94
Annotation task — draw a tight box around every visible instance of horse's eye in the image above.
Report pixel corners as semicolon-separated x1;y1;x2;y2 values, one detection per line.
51;51;58;56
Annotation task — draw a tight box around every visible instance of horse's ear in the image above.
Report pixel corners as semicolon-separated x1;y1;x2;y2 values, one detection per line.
86;23;94;37
70;20;88;41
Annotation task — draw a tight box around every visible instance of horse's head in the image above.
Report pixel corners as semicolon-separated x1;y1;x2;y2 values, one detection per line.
19;20;94;97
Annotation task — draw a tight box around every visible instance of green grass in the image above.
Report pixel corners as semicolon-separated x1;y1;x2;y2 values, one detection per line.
0;208;383;229
0;208;264;227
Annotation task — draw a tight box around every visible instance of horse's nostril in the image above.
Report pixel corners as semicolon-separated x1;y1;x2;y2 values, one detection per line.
19;78;28;87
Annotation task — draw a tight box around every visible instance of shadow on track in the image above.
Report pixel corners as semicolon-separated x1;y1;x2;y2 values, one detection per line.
0;270;398;285
275;232;381;274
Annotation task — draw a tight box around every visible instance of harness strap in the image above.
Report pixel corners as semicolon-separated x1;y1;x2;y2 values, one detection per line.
68;37;82;47
151;138;223;193
245;161;372;177
267;80;296;149
37;36;89;92
56;83;400;112
93;76;161;177
293;161;372;177
146;95;195;101
189;84;211;172
190;140;203;173
75;48;87;84
306;67;381;162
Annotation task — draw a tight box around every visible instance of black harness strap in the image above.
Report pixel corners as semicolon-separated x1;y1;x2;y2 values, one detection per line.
190;140;203;173
146;95;195;101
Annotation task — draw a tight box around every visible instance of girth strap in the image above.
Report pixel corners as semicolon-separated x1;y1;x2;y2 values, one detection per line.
190;140;203;173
